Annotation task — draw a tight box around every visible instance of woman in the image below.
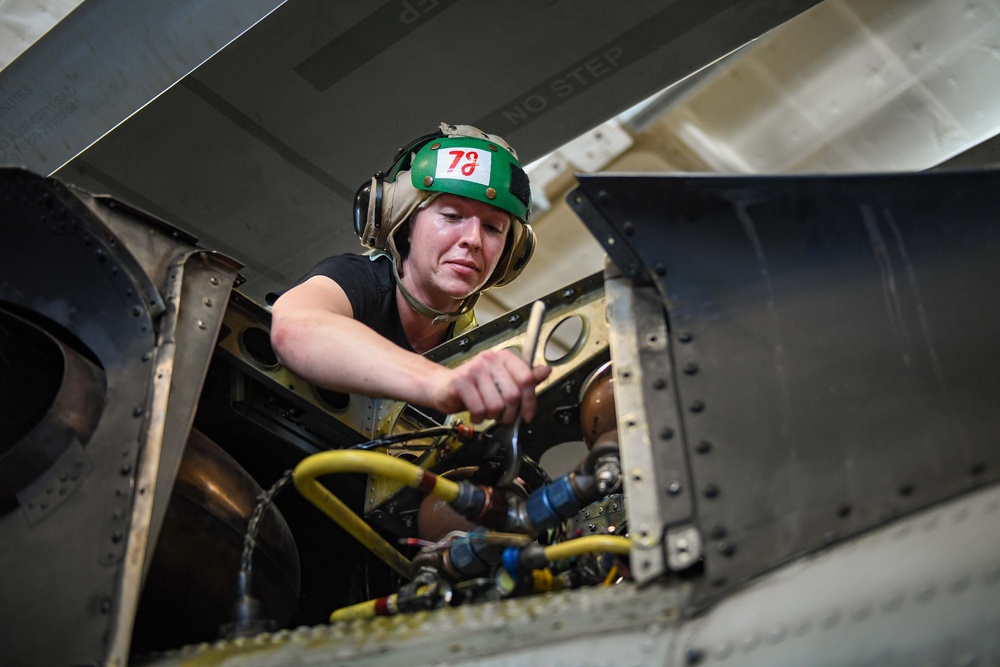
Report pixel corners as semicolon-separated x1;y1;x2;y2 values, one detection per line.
270;123;550;424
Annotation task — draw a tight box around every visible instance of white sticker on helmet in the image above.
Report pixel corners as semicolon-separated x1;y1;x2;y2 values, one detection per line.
434;147;492;186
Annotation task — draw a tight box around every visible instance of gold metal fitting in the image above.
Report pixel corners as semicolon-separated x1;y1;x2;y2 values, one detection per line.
424;176;434;186
485;187;497;199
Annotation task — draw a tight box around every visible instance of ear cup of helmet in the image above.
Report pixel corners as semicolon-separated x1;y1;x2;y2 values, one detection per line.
353;172;385;247
510;223;536;278
489;221;536;288
354;129;443;248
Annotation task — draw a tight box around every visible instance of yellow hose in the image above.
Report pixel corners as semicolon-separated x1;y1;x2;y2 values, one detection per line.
293;450;463;580
543;535;631;561
329;597;381;623
329;584;437;623
295;451;632;610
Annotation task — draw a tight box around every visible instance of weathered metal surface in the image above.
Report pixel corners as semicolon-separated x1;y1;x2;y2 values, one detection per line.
0;309;105;515
677;481;1000;667
570;169;1000;600
0;168;162;667
604;265;693;583
0;167;240;666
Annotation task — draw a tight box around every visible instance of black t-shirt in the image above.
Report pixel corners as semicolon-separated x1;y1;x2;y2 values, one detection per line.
276;253;415;352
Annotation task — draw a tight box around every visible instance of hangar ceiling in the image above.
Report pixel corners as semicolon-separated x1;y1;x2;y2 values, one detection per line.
2;0;999;323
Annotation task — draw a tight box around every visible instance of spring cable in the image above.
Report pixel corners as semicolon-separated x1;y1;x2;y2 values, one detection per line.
240;468;294;573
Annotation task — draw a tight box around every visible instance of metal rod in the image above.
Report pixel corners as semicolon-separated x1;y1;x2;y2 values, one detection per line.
499;300;546;488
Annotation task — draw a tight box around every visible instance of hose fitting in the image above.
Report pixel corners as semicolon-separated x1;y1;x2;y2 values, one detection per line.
442;529;505;579
521;472;599;533
449;481;510;530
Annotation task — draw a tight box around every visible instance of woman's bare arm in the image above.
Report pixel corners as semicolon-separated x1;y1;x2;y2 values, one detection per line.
270;276;550;423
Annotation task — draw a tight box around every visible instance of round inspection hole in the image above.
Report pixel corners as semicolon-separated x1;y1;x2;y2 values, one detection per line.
316;387;350;412
240;327;278;368
543;315;587;365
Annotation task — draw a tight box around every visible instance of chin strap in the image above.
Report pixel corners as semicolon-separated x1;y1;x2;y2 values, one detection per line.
382;254;478;326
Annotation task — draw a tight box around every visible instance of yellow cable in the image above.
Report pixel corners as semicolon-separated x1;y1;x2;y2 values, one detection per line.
293;450;463;580
542;535;631;561
329;598;381;623
329;584;440;623
295;449;461;500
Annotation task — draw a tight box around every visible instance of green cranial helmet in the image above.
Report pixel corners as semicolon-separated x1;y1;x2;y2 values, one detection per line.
355;123;535;324
407;127;531;225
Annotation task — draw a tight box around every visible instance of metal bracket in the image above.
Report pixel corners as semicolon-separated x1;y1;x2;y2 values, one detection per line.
666;523;703;572
606;263;698;583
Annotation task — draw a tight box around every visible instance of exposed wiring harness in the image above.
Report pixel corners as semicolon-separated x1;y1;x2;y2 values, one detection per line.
348;425;460;451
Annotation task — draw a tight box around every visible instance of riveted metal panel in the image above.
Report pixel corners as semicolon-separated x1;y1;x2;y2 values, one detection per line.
0;168;240;666
570;169;1000;598
0;168;160;666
